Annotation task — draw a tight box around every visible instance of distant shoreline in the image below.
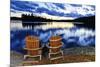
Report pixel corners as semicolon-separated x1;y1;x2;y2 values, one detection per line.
11;15;95;29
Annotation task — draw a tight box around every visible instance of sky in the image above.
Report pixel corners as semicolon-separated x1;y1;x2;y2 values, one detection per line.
11;0;95;5
11;0;95;20
10;0;95;52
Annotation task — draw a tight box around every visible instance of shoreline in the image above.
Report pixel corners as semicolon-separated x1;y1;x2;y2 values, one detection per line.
10;46;95;66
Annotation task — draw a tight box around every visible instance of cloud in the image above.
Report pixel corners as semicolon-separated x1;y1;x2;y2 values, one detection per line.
11;1;95;18
11;27;95;53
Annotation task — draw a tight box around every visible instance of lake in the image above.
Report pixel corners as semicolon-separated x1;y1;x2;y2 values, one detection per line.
10;20;95;53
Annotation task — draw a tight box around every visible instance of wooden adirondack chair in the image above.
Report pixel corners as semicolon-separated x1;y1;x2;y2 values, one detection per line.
48;36;64;61
23;36;42;63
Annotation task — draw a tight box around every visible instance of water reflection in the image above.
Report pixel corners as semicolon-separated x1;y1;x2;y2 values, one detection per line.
11;21;75;30
10;20;95;53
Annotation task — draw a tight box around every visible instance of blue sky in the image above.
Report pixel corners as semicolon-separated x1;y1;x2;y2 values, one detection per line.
11;1;95;19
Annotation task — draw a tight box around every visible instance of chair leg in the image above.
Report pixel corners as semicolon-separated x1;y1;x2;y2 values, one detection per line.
61;51;63;55
24;55;27;60
40;55;42;61
61;51;64;60
49;53;51;59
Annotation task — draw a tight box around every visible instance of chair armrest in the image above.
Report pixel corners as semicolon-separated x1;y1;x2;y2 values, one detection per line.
49;45;62;49
24;47;41;50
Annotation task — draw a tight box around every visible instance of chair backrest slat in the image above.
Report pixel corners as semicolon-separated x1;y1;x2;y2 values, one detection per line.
26;36;39;49
25;36;40;56
49;36;62;53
